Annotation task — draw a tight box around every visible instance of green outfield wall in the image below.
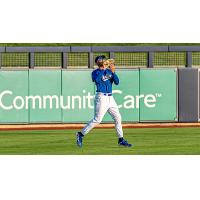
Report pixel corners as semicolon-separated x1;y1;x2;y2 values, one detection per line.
0;70;29;123
0;69;177;123
139;69;177;121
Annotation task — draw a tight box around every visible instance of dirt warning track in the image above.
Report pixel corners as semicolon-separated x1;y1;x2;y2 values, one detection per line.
0;123;200;131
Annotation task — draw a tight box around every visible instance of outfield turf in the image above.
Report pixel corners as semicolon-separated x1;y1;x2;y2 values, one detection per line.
0;127;200;155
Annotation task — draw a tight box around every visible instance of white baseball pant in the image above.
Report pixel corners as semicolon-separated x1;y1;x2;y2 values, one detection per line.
81;92;123;138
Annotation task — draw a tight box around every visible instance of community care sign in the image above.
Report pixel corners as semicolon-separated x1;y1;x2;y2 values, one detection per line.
0;69;177;123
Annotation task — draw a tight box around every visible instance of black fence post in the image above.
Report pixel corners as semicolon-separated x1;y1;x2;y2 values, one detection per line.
186;51;192;67
109;52;114;59
148;52;154;68
62;52;67;69
29;52;34;69
88;52;94;69
0;46;5;69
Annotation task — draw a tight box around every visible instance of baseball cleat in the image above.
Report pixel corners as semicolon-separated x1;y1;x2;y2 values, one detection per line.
76;132;84;147
118;138;132;147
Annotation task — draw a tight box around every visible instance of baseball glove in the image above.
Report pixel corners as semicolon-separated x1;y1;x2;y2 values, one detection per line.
107;59;115;66
107;59;115;73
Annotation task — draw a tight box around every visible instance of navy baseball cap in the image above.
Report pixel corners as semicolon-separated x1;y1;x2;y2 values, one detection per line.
95;55;106;64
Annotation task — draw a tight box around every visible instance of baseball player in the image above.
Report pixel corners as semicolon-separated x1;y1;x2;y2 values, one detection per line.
76;55;132;148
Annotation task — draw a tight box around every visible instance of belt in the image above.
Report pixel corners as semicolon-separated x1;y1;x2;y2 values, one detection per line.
103;93;112;96
97;92;112;96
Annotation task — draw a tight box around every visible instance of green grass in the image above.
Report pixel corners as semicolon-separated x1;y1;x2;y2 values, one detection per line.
0;127;200;155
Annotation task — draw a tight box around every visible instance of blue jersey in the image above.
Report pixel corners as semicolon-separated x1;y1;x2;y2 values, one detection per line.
92;68;119;93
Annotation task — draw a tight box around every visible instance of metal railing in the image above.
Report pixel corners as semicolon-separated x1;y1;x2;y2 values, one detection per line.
0;45;200;69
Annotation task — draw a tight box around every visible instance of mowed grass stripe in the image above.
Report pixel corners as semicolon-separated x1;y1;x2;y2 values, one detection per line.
0;128;200;155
